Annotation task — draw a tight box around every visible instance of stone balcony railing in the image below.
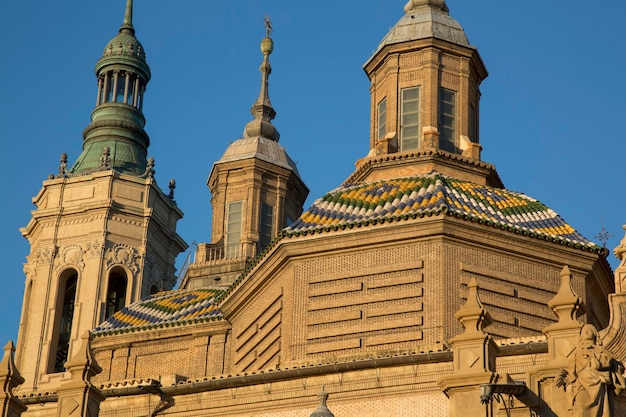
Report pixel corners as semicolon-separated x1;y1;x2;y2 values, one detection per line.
195;242;256;266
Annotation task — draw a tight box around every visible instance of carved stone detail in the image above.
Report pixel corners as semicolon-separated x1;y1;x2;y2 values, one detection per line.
85;239;104;258
23;263;34;281
105;244;141;275
33;247;54;266
55;244;85;272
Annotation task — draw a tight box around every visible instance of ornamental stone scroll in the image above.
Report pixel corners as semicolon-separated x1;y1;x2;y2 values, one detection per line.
105;244;141;275
54;244;86;272
32;246;54;266
84;239;104;259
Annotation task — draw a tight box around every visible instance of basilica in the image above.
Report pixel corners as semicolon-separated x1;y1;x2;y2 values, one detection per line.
3;1;626;416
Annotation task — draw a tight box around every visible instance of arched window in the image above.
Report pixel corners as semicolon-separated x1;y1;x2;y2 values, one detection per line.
105;72;114;103
115;73;126;103
52;271;78;373
105;269;127;320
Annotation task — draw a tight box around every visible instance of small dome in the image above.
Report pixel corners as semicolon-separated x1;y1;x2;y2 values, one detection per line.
102;32;147;61
369;1;470;62
94;28;151;81
214;136;301;178
309;390;335;417
310;406;334;417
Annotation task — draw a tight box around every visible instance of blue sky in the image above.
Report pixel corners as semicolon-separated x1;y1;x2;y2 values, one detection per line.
1;1;625;347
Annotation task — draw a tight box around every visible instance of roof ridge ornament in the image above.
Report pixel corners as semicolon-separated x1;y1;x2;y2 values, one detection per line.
404;0;449;14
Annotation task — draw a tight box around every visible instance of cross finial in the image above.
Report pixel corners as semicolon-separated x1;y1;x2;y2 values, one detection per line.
264;16;273;37
595;219;614;249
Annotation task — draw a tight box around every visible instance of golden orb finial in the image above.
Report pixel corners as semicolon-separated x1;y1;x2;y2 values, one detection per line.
261;37;274;55
261;16;274;55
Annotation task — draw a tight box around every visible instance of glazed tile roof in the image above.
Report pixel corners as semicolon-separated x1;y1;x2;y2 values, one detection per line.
284;172;600;251
94;173;601;337
93;287;225;337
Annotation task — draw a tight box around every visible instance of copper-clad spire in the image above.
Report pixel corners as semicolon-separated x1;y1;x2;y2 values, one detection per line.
120;0;135;34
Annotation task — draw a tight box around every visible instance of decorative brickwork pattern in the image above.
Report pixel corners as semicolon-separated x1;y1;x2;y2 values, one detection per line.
293;247;425;360
400;52;423;67
234;290;283;372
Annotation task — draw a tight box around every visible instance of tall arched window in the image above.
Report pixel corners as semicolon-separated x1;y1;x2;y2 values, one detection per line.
105;269;127;320
52;271;78;373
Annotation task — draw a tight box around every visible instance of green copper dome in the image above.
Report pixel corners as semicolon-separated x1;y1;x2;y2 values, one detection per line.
95;29;150;82
71;0;152;177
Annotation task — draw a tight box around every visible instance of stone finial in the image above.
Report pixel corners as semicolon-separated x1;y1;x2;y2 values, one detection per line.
0;341;27;417
455;278;492;336
63;331;102;383
57;153;69;178
404;0;449;13
97;147;111;171
547;266;584;327
310;387;335;417
0;341;24;393
168;178;176;201
543;266;584;362
56;332;104;417
140;156;155;179
440;278;498;414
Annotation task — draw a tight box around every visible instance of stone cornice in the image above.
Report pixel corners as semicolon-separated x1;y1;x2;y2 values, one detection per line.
345;150;502;187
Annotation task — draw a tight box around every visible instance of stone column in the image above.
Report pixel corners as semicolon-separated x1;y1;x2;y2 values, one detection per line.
55;332;104;417
0;342;26;417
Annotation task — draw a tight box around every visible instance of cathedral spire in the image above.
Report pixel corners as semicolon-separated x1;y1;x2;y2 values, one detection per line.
70;0;152;176
243;16;280;142
120;0;135;35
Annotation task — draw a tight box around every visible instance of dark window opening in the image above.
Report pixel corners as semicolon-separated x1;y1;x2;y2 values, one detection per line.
53;273;77;373
105;272;127;320
105;73;114;103
115;73;126;103
378;97;387;140
259;203;274;251
438;88;457;153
